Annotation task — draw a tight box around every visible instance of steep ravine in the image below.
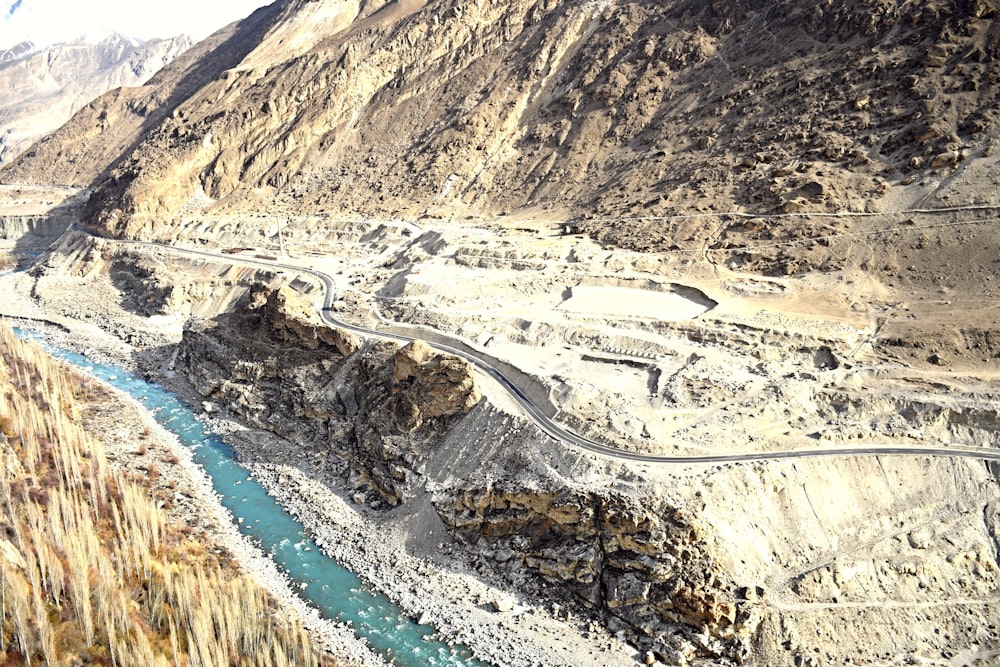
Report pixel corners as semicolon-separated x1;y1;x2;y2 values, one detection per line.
173;283;753;663
169;281;1000;666
7;204;1000;664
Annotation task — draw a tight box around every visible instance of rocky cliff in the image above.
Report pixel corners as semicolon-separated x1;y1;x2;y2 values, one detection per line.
0;34;193;165
174;284;752;662
2;0;997;256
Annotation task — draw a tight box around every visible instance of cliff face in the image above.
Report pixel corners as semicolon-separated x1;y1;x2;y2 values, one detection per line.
0;34;193;165
437;486;747;641
391;340;482;430
173;284;752;662
3;0;998;253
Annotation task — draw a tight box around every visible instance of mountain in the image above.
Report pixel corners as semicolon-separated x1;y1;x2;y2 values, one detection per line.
1;1;284;186
2;0;998;249
0;32;193;165
0;39;34;61
3;2;1000;664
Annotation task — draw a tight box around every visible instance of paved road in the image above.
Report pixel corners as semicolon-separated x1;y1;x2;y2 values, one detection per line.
78;227;1000;466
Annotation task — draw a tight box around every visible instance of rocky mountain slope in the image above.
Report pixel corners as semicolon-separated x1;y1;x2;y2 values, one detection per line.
0;34;193;164
2;0;998;250
1;2;285;187
2;1;1000;665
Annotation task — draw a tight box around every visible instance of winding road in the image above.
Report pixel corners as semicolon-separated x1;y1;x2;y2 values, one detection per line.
77;226;1000;466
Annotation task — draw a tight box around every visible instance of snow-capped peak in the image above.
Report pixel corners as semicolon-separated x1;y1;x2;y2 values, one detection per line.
0;0;271;52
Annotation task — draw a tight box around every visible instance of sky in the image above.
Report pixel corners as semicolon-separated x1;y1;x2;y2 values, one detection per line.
0;0;273;49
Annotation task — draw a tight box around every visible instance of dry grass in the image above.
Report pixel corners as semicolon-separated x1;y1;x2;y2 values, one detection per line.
0;324;339;666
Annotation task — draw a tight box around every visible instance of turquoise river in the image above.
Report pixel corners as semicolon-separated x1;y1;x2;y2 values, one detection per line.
14;329;492;667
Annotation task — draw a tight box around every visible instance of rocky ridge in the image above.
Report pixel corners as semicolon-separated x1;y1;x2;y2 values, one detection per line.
1;0;997;258
0;34;193;165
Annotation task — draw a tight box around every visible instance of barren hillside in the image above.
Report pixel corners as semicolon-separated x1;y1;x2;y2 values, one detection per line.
2;1;1000;666
2;0;998;250
1;2;285;187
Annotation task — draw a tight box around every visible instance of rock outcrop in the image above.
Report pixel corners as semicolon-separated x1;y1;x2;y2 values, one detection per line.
437;486;747;641
173;282;750;662
391;340;481;430
256;284;360;356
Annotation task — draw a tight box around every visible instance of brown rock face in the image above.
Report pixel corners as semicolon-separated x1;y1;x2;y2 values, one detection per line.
4;0;997;256
258;285;359;357
174;283;359;426
438;486;745;639
390;340;481;431
176;299;479;507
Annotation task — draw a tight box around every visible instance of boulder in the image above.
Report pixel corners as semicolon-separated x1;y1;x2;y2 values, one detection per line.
491;596;518;613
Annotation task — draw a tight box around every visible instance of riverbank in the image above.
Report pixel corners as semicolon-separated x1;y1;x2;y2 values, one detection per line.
228;428;639;667
0;269;641;666
5;321;389;666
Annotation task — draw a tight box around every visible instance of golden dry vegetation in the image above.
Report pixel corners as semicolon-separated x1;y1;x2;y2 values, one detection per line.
0;323;338;667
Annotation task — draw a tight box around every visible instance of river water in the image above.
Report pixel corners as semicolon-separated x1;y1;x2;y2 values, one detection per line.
14;329;492;667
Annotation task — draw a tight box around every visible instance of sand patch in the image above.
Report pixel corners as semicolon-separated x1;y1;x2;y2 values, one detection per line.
559;284;714;321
